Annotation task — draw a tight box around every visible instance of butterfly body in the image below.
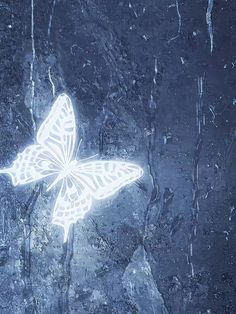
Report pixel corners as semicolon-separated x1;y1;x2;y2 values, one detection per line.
0;94;143;242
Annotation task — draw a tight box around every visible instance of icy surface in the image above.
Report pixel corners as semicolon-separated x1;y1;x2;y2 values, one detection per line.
0;0;235;313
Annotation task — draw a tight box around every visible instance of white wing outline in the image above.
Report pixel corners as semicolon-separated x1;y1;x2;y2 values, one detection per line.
0;94;76;186
0;93;144;242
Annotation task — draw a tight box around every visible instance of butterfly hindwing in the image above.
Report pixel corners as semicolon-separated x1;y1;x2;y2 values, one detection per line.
0;144;60;186
73;160;143;200
52;176;92;242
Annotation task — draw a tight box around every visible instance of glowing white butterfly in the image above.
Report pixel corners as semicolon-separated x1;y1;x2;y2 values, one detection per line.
0;94;143;242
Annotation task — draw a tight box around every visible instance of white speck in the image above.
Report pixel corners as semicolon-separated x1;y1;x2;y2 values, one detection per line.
8;24;12;29
180;57;185;64
229;206;234;221
193;31;197;36
223;230;229;241
206;0;214;54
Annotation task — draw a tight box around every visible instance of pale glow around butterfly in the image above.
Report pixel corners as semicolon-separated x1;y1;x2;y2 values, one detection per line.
0;94;143;242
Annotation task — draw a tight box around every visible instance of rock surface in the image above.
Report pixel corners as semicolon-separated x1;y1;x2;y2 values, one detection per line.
0;0;235;313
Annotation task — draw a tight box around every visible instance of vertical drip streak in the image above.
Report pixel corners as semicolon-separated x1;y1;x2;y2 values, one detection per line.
206;0;214;54
30;0;36;132
189;77;204;278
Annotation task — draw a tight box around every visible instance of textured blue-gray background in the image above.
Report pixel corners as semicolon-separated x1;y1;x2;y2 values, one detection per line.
0;0;235;313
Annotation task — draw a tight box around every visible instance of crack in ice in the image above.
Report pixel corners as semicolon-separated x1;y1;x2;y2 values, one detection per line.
48;67;56;97
189;76;204;278
48;0;56;38
168;0;182;43
206;0;214;54
30;0;36;132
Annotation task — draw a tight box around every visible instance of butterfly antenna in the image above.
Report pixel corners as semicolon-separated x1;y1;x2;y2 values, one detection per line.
75;138;83;157
80;154;99;162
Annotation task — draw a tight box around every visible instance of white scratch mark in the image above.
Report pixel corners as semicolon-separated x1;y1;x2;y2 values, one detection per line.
128;2;138;18
198;77;203;98
223;231;229;241
153;57;157;85
48;0;56;37
142;34;148;41
190;76;204;278
30;0;36;132
148;58;158;109
190;262;194;277
175;0;181;34
48;67;56;97
190;243;193;256
154;58;158;74
180;57;185;64
229;206;234;222
168;0;182;43
196;77;203;135
206;0;214;54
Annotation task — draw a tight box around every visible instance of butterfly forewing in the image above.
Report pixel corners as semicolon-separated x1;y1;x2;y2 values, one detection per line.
73;161;143;200
36;93;76;166
0;94;77;187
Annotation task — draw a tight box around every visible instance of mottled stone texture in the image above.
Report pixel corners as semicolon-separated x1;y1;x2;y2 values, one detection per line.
0;0;235;313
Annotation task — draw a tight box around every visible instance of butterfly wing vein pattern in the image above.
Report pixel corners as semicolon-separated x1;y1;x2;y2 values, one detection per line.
36;93;76;165
52;177;92;242
0;145;59;186
0;93;144;242
75;161;143;199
